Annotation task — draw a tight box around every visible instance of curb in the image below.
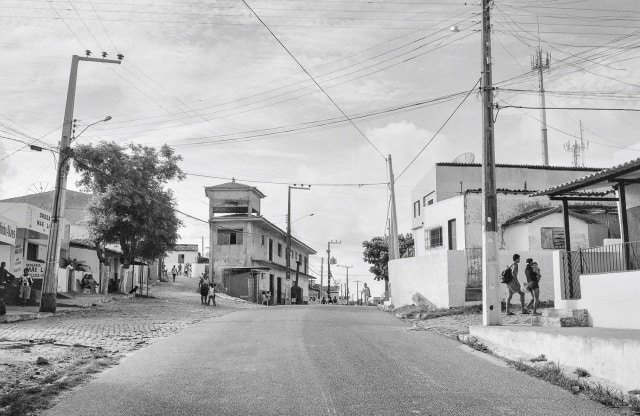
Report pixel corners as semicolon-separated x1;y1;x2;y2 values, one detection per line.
0;296;123;323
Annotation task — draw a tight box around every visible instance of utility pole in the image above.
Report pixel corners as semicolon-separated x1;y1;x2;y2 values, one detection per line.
532;47;551;165
338;265;352;305
286;185;310;292
327;240;341;301
354;279;361;306
40;53;121;313
387;154;399;301
481;0;501;326
319;257;324;299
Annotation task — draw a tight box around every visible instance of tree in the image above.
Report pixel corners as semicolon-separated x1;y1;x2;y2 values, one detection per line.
362;233;413;299
72;142;185;290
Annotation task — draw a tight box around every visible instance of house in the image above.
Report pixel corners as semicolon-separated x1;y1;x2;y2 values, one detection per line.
0;191;148;295
164;244;200;278
205;181;317;304
390;162;606;309
533;157;640;330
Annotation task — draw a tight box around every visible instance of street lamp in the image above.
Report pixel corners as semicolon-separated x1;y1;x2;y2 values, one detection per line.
72;116;112;142
291;213;314;224
338;265;352;305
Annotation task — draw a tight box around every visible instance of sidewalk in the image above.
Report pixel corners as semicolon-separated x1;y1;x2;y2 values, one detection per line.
0;293;129;323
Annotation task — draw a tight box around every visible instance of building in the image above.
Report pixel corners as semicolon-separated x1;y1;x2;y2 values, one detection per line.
390;162;607;309
164;243;200;278
205;181;316;304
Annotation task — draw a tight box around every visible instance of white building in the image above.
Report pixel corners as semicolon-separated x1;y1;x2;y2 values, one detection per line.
390;162;606;309
206;181;316;304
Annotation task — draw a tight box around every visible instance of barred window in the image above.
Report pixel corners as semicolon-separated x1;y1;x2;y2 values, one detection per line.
217;230;244;245
425;227;443;249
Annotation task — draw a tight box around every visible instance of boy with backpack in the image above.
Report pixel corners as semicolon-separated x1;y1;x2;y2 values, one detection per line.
501;254;529;316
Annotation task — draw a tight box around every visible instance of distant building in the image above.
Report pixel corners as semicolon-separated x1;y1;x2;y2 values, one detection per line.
205;181;316;304
164;244;199;278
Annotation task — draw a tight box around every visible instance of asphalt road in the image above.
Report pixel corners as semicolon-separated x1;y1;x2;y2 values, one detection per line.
44;306;620;416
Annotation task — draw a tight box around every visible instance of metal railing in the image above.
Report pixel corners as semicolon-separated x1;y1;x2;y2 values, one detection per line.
561;241;640;299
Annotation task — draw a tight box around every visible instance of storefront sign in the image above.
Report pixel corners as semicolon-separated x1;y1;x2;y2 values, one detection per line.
25;261;45;279
0;216;17;245
13;246;23;275
28;206;51;235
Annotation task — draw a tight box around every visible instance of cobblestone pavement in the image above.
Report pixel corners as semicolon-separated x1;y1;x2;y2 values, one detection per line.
405;310;532;339
0;277;258;352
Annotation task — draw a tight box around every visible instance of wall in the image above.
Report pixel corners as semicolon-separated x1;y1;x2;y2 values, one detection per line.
416;195;465;254
502;213;591;251
389;250;467;309
165;250;198;264
554;251;640;329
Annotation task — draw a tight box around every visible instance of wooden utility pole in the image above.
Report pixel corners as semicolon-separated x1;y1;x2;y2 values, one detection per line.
286;185;309;288
481;0;501;326
41;54;121;313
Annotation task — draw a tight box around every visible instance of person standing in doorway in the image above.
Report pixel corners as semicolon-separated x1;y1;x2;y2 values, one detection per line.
18;268;34;306
171;265;177;282
506;254;529;316
362;283;371;305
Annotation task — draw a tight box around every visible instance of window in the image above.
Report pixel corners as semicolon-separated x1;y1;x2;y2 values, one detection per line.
277;243;282;257
541;227;565;249
413;201;421;218
423;196;427;207
261;235;265;246
217;230;244;245
448;219;457;250
27;242;40;261
178;254;184;263
425;227;443;249
427;199;434;206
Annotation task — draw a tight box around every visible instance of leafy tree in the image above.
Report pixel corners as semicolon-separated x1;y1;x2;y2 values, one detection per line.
72;142;185;270
362;233;413;298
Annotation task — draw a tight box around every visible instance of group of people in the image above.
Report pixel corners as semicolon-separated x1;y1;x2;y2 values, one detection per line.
169;264;193;282
0;262;35;306
79;274;99;294
321;296;338;305
505;254;542;316
198;275;216;306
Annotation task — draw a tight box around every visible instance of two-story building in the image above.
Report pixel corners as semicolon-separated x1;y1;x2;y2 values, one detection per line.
206;181;317;304
390;162;612;309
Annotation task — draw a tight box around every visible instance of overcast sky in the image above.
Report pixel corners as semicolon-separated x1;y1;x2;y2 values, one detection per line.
2;0;640;297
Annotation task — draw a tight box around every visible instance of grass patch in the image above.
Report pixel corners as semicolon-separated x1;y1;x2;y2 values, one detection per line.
509;359;631;409
574;367;590;378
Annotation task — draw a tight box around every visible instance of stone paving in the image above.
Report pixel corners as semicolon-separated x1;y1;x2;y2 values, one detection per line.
404;310;533;339
0;277;258;353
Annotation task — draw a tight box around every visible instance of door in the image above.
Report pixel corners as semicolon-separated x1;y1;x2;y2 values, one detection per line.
277;277;282;305
268;239;273;261
448;219;457;250
269;274;274;305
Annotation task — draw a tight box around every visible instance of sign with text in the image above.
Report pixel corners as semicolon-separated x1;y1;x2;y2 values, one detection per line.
13;246;23;274
25;261;45;279
0;216;17;245
28;206;51;235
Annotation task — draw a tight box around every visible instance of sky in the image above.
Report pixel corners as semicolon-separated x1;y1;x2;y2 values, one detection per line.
2;0;640;298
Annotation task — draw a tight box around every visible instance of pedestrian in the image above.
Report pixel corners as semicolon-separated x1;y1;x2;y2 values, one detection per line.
171;265;177;282
261;291;269;306
525;260;541;315
321;297;326;305
333;296;338;305
0;262;15;315
17;268;34;306
506;254;529;316
178;264;182;275
362;283;371;305
207;283;216;306
200;279;209;304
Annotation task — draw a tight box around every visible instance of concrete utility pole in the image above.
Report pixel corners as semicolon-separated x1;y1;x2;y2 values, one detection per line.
41;53;121;313
532;47;551;165
286;185;310;287
354;279;361;306
480;0;501;326
386;154;399;301
319;257;324;298
326;240;341;300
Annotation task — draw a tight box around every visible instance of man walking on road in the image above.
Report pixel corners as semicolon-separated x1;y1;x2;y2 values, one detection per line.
362;283;371;306
171;265;177;282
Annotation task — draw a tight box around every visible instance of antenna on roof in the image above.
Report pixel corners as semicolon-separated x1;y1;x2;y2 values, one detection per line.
231;177;236;183
451;152;475;164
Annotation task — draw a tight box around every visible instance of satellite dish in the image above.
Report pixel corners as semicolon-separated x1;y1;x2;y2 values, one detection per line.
27;182;52;194
451;152;475;164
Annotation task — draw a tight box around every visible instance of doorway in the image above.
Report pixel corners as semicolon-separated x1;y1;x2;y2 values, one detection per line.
269;274;274;305
277;277;282;305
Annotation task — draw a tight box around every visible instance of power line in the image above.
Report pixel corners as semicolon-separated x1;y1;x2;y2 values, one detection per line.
185;172;387;187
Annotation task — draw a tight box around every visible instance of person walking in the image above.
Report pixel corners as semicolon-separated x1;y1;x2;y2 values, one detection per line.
17;268;34;306
200;279;209;304
362;283;371;305
525;260;541;315
261;291;269;306
207;283;216;306
171;265;177;282
506;254;529;316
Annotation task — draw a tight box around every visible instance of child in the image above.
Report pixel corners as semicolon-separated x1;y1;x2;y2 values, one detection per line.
200;280;209;304
18;268;34;306
207;283;216;306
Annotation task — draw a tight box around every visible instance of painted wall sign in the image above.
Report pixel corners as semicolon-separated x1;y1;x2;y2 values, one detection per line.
0;216;17;245
13;246;23;274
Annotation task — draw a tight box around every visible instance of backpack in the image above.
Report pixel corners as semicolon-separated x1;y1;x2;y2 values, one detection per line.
500;266;513;284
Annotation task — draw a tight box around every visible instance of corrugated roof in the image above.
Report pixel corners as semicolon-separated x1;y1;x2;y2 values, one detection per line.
437;162;603;171
502;206;612;227
533;157;640;197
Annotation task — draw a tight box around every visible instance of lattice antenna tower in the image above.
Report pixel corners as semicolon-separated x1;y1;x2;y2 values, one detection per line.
563;121;589;167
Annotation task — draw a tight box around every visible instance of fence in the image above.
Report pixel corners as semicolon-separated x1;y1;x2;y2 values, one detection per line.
561;241;640;299
465;248;483;301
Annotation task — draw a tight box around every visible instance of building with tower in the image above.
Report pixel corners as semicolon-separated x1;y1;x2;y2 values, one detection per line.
205;181;316;304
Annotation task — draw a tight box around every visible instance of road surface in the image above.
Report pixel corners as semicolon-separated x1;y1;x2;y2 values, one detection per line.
44;305;619;415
